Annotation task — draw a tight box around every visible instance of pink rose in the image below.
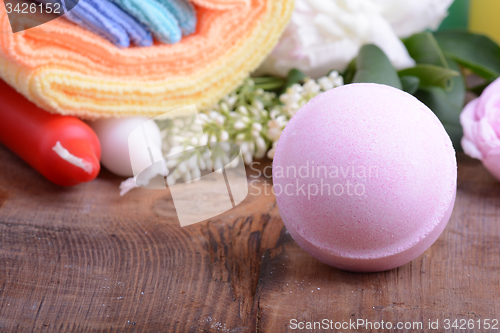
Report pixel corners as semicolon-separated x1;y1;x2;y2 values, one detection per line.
461;77;500;180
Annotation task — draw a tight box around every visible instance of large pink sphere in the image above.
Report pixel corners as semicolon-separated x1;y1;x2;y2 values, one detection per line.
273;83;457;272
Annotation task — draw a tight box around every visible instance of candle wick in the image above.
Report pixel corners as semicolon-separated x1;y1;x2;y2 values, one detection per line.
52;141;93;174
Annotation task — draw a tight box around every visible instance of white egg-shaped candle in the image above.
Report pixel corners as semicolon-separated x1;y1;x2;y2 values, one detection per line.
88;117;163;177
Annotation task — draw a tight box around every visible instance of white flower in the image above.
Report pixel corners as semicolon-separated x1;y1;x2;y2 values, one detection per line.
240;141;250;155
252;122;263;132
248;106;261;117
166;174;177;186
234;121;246;130
190;136;199;146
198;113;209;124
187;154;199;170
329;71;344;86
229;156;240;168
219;102;230;113
177;161;187;174
215;115;225;126
236;133;246;142
169;146;184;156
243;152;253;165
318;77;334;91
200;134;208;146
173;118;185;128
237;106;249;115
255;136;267;158
220;130;229;141
275;115;288;127
374;0;453;38
191;167;201;180
248;141;256;155
289;84;304;95
253;99;264;111
258;0;451;78
198;155;207;170
209;111;220;120
267;127;282;142
267;119;286;141
267;141;279;159
213;157;224;172
157;75;345;176
224;94;237;108
270;108;281;120
303;79;321;95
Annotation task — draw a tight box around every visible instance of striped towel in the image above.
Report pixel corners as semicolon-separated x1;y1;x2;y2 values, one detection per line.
0;0;294;118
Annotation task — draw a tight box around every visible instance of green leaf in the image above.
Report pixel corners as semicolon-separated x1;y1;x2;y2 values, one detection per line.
342;58;357;84
404;32;449;67
398;65;459;90
434;30;500;80
352;44;402;89
282;69;307;93
414;89;464;150
400;75;420;95
253;76;286;91
443;59;466;107
414;59;465;151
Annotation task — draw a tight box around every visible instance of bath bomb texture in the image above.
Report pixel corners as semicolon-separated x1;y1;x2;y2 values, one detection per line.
273;83;457;272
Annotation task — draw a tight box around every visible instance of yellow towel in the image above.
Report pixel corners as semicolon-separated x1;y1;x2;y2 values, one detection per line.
0;0;293;118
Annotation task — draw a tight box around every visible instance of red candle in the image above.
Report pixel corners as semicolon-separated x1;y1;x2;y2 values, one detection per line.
0;80;101;186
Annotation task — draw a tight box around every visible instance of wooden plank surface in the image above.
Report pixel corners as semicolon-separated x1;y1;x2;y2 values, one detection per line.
0;143;499;332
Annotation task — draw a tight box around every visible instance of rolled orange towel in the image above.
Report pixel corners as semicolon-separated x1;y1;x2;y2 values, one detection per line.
0;0;293;118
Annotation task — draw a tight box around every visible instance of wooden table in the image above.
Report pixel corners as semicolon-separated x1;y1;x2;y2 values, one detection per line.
0;144;499;332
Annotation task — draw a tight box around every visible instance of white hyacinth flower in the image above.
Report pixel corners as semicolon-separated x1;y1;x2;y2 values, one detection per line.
157;73;345;179
220;130;229;141
234;121;246;130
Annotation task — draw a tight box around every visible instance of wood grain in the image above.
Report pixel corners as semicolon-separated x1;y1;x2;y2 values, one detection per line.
0;144;499;332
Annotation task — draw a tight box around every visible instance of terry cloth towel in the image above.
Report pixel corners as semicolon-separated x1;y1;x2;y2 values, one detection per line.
189;0;250;10
36;0;154;47
0;0;294;118
110;0;197;40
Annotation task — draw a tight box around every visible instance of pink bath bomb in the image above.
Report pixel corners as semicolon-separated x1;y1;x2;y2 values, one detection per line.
273;83;457;272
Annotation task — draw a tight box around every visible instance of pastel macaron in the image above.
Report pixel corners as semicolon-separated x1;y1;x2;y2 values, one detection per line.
273;83;457;272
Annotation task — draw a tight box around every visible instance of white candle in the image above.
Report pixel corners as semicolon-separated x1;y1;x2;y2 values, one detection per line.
88;117;163;177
